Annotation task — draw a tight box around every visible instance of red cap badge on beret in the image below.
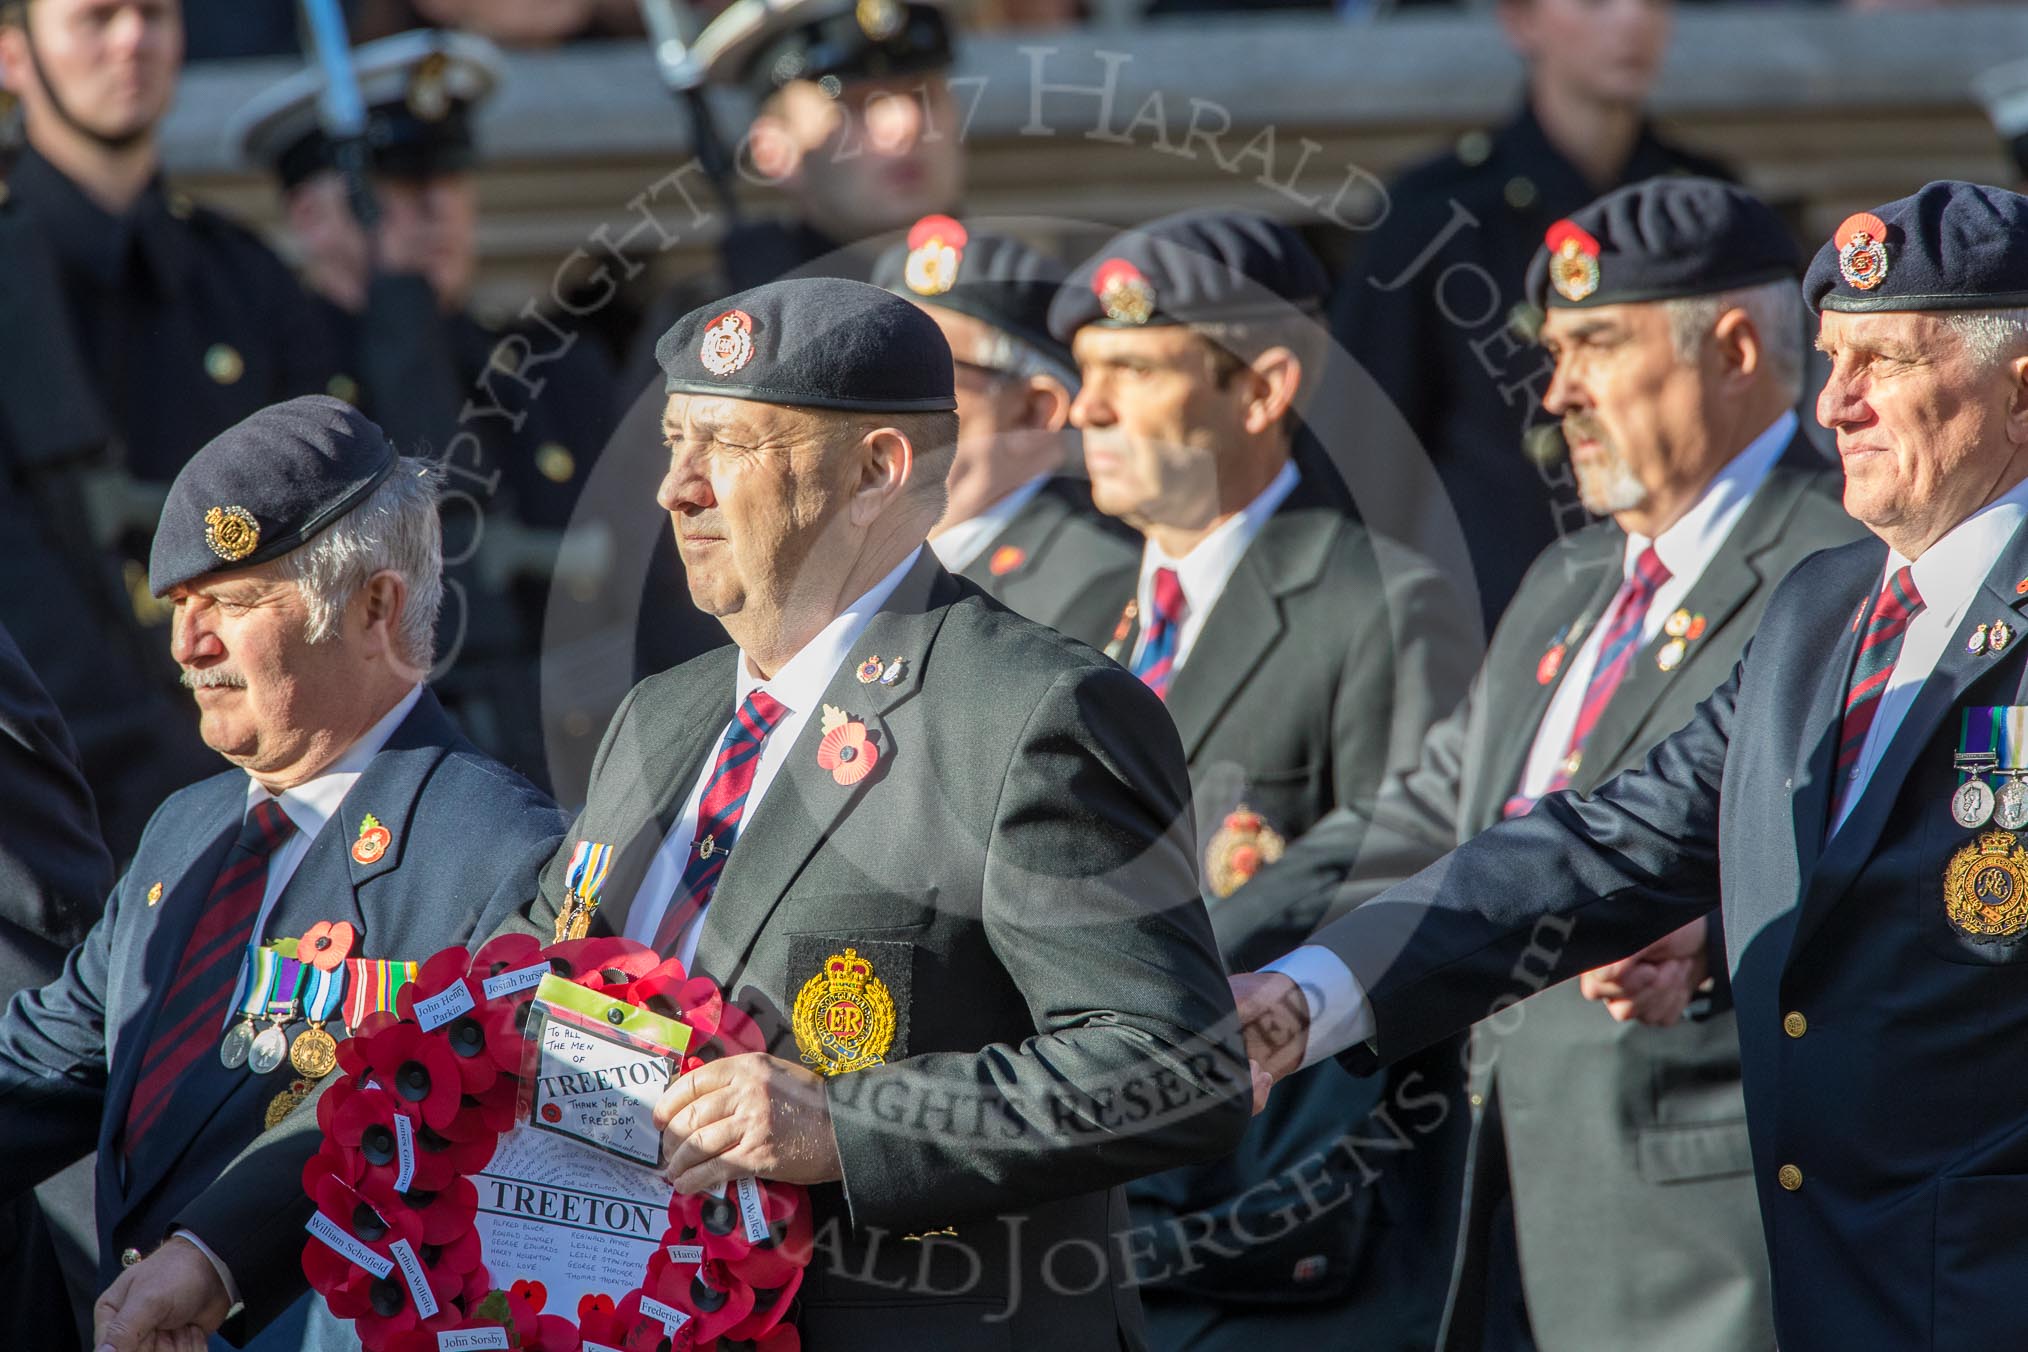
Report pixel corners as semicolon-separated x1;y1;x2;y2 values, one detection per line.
1834;212;1890;292
904;215;967;297
1544;220;1601;303
1094;258;1157;325
699;309;756;377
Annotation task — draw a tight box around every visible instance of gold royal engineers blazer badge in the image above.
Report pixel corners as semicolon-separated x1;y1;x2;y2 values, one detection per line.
1945;830;2028;939
794;947;897;1076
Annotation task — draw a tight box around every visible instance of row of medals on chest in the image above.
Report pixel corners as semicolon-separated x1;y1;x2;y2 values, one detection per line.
217;939;354;1081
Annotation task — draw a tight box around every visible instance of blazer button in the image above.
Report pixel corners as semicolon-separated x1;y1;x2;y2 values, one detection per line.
120;1247;142;1267
1784;1011;1808;1038
1778;1164;1804;1192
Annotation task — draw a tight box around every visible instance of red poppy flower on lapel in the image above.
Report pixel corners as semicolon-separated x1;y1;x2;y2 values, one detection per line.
300;920;357;971
816;717;878;786
989;544;1026;576
361;1025;465;1131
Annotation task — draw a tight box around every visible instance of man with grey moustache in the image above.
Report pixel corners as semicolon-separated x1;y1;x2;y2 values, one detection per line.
0;397;565;1352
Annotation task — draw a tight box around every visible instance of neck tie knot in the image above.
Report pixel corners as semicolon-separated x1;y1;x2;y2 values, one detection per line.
1151;567;1186;624
244;798;296;857
1631;545;1672;600
739;688;789;741
1879;563;1923;623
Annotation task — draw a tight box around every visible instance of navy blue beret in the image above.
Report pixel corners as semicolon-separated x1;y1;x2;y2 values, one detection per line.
1524;177;1799;313
1048;209;1329;343
870;215;1071;369
1803;181;2028;315
656;276;957;413
150;396;399;596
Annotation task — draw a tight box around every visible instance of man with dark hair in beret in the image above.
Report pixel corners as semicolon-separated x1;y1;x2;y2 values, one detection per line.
1332;0;1730;636
621;0;966;392
0;0;334;858
0;397;564;1352
1237;180;2028;1352
525;275;1249;1349
1048;207;1475;1350
1223;176;1863;1352
871;213;1137;649
233;28;622;788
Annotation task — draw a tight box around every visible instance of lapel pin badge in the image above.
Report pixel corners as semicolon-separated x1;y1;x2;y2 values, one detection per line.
1657;638;1688;672
855;655;884;685
818;705;880;786
1994;621;2014;654
1537;642;1566;686
146;881;163;906
1663;608;1692;638
879;657;907;686
351;813;391;865
1970;624;1990;656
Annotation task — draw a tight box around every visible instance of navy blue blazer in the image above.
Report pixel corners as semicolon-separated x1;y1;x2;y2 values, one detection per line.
1316;522;2028;1351
0;689;562;1336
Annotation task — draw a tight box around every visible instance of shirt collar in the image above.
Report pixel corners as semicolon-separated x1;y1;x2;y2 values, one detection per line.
1623;410;1796;581
1892;476;2028;621
733;547;924;716
244;684;425;840
1138;460;1301;616
928;474;1050;574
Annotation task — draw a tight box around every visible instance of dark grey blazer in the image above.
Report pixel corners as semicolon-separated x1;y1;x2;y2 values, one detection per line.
957;476;1139;650
526;550;1249;1352
0;690;563;1344
1226;440;1859;1351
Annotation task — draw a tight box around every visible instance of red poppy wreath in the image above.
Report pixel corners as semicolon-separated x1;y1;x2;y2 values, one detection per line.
301;933;810;1352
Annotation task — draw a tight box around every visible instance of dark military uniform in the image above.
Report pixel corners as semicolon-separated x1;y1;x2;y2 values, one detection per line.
235;30;622;787
1331;108;1731;630
0;145;329;854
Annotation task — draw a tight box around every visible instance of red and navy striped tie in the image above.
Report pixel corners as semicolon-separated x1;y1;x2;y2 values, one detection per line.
1130;567;1187;701
653;689;789;953
123;797;295;1157
1832;564;1924;821
1504;546;1671;819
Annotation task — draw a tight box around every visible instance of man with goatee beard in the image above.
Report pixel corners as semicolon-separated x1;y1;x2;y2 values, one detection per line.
1221;178;1861;1351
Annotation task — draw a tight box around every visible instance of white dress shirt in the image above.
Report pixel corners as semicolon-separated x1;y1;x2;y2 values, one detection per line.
1517;412;1794;797
623;548;923;969
184;681;424;1303
929;474;1050;574
1831;475;2028;834
1130;460;1301;675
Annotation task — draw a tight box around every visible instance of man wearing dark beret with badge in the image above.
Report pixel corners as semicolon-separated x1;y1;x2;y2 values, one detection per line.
621;0;965;390
0;397;564;1352
1048;207;1474;1350
1221;176;1862;1352
1237;180;2028;1351
871;213;1137;649
527;275;1249;1349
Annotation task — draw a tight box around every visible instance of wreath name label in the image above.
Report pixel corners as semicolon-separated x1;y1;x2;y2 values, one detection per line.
302;935;811;1352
